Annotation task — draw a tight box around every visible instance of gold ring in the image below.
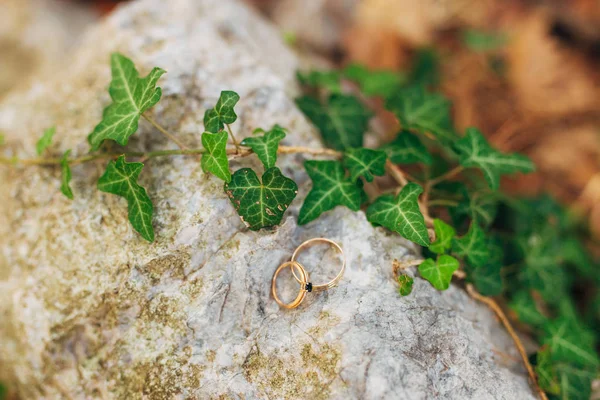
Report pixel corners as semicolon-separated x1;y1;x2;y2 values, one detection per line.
271;261;310;309
290;238;345;292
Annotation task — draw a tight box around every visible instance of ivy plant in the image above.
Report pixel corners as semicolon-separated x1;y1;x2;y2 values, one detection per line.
1;52;597;400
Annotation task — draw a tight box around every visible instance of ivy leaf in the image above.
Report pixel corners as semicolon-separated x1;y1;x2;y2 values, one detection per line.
203;90;240;133
201;131;231;182
535;348;561;396
241;125;286;169
60;150;74;200
380;131;432;165
541;317;599;368
343;64;405;98
452;222;489;267
454;128;535;190
553;362;596;400
296;94;372;150
397;275;414;296
409;48;440;88
509;291;548;328
97;156;154;242
418;255;459;290
343;148;387;182
36;126;55;155
472;263;503;296
385;86;456;142
297;70;342;93
225;167;297;230
429;218;455;254
298;160;363;225
366;183;430;247
451;190;498;228
88;53;166;151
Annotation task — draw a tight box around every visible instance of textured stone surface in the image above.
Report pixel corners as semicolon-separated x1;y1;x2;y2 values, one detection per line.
0;0;536;398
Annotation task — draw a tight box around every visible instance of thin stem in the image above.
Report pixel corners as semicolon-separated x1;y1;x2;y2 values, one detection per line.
225;123;239;150
466;284;548;400
428;165;465;187
0;145;341;167
428;199;459;207
385;160;408;187
142;114;188;150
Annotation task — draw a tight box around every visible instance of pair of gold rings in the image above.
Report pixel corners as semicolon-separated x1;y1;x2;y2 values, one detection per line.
271;238;345;309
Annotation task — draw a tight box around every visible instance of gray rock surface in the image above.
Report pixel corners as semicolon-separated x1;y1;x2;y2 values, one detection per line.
0;0;536;398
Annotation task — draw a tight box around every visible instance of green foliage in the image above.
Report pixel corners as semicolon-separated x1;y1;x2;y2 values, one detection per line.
462;30;507;52
225;167;297;230
509;291;548;328
542;317;599;368
295;94;372;150
88;53;165;151
380;131;432;165
343;64;405;98
397;275;414;296
298;160;363;224
385;86;456;142
36;126;55;155
454;128;535;190
297;70;341;93
409;48;440;87
452;222;489;267
201;131;231;182
343;147;387;182
204;90;240;133
451;190;497;228
97;156;154;242
60;150;73;199
241;125;286;169
0;383;6;400
367;183;430;247
418;255;459;290
429;218;455;254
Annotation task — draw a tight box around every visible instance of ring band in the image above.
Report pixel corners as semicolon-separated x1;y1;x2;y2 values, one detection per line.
271;261;310;309
290;238;345;292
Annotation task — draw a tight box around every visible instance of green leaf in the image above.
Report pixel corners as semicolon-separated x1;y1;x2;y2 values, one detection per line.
203;90;240;133
553;362;596;400
343;148;387;182
418;255;459;290
380;131;432;165
462;29;507;52
225;167;297;230
451;190;498;228
298;160;363;224
535;348;561;396
454;128;535;190
241;125;286;169
88;53;166;151
452;222;489;267
0;382;6;400
509;291;548;327
472;263;503;296
60;150;74;200
409;48;440;87
296;94;372;150
297;70;342;93
385;86;456;142
36;126;55;155
397;275;414;296
201;131;231;182
429;219;455;254
343;64;405;98
97;156;154;242
542;317;599;368
366;183;430;247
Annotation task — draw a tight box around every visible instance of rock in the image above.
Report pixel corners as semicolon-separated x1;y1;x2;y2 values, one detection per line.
0;0;536;398
0;0;95;98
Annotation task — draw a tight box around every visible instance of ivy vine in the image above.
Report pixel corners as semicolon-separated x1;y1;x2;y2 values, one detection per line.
1;52;598;400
